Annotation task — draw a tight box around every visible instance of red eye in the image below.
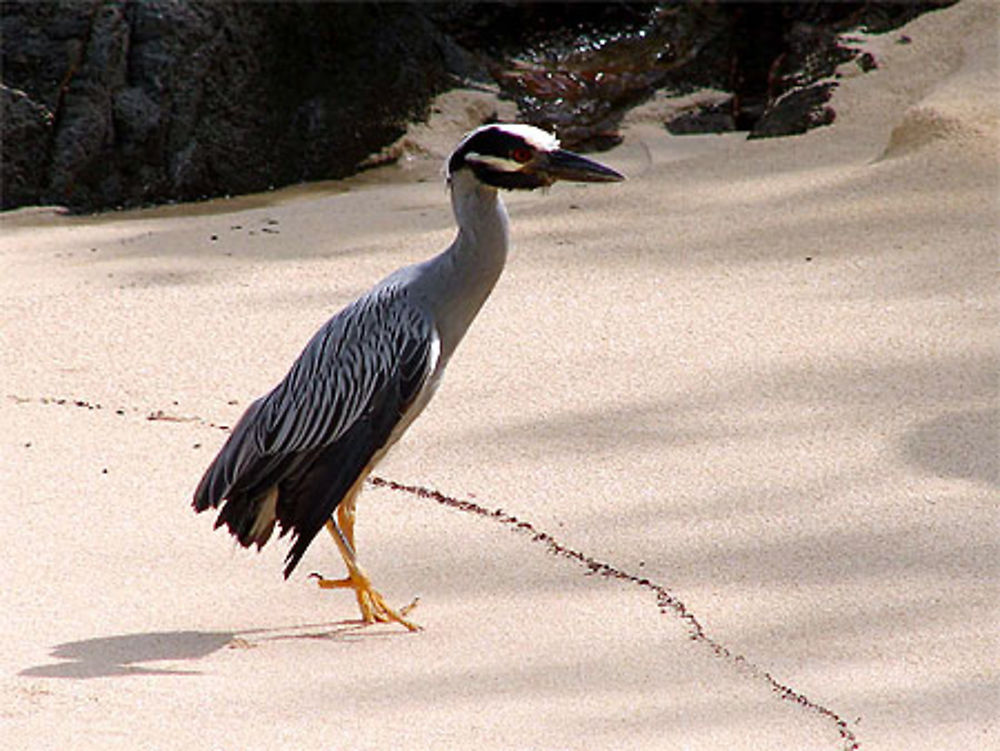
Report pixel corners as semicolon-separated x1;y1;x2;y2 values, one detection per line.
511;147;533;164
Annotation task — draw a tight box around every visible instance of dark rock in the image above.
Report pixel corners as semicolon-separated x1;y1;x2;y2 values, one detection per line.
2;1;453;211
1;85;55;208
460;4;733;149
666;100;736;135
1;0;960;211
451;2;956;149
856;52;878;72
750;82;838;139
738;2;952;139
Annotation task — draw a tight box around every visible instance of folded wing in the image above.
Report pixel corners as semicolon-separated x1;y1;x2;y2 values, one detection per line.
193;284;438;577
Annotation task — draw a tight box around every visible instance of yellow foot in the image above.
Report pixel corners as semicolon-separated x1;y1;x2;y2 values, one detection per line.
309;572;421;632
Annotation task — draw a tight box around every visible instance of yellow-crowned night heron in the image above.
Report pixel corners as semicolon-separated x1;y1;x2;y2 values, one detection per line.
193;123;624;630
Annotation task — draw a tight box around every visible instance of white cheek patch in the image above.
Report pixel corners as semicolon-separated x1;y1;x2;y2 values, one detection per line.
465;152;525;173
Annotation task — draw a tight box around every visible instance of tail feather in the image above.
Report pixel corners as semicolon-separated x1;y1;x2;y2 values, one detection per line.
193;398;291;549
212;485;280;549
192;398;265;514
192;374;407;578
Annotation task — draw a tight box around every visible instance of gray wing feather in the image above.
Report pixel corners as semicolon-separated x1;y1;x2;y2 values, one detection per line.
254;284;434;458
195;280;438;518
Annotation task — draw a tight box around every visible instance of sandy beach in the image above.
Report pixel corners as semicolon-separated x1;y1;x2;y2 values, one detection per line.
2;2;996;749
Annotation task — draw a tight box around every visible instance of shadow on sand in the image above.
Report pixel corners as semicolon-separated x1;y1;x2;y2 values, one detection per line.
20;620;400;679
902;408;998;487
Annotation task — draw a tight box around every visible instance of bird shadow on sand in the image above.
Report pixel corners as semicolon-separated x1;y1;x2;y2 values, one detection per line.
19;621;401;679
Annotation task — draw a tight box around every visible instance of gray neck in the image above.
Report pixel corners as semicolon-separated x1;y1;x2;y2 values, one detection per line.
417;170;510;362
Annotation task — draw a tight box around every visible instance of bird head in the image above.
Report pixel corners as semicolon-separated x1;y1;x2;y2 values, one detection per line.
447;123;624;190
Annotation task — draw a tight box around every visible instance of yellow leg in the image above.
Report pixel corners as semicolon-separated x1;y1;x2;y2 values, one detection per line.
336;492;358;553
309;489;420;631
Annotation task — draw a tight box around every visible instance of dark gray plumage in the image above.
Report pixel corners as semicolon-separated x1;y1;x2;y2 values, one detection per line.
193;123;623;629
194;285;435;577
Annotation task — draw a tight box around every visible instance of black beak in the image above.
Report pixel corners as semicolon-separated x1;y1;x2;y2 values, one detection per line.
540;149;625;183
